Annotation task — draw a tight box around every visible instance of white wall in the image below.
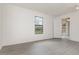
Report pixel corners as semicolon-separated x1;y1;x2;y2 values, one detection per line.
0;4;3;49
54;17;61;38
54;11;79;42
0;5;1;45
2;5;53;46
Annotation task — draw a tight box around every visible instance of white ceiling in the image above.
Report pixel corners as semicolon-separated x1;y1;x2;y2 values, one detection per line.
13;3;79;16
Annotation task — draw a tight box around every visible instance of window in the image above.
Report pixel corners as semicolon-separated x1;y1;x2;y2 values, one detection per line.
62;17;70;36
35;16;43;34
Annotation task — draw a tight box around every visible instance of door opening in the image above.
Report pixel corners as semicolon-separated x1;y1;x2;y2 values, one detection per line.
62;17;70;38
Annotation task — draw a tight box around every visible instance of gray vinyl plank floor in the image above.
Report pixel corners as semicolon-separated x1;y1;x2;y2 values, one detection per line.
0;39;79;55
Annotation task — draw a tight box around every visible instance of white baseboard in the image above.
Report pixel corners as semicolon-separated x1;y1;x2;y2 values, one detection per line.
2;38;53;47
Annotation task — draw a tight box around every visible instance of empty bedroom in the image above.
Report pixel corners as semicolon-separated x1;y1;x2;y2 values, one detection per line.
0;3;79;55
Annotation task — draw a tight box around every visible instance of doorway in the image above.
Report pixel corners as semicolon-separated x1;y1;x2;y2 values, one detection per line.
62;17;70;38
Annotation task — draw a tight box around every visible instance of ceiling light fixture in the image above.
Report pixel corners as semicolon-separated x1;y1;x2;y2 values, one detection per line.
75;5;79;10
